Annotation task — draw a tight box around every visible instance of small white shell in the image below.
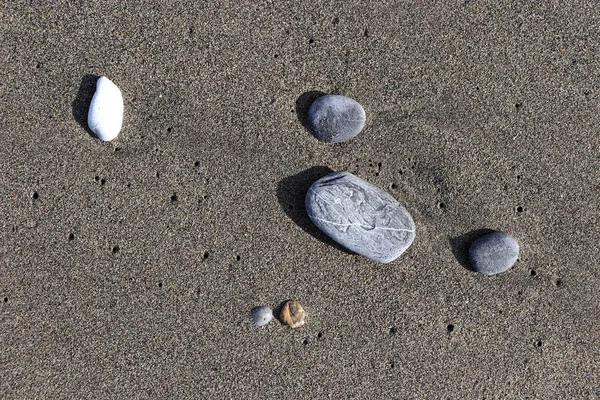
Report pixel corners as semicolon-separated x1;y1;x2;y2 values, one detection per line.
87;76;123;141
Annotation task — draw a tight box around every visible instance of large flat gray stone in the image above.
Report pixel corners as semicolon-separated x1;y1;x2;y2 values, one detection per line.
305;171;415;263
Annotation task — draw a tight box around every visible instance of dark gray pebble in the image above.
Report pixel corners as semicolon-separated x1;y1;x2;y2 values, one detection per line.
305;171;415;263
469;231;519;276
307;95;366;143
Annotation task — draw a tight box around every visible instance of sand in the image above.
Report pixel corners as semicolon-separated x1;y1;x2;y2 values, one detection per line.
1;1;599;398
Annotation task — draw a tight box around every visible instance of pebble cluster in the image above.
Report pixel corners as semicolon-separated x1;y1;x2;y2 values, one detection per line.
251;300;306;328
84;81;521;330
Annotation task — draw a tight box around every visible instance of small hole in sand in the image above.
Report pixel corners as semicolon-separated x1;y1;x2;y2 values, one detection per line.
332;17;339;25
391;183;398;189
203;251;210;259
32;192;39;199
308;38;314;44
100;179;106;185
530;270;537;277
536;340;543;347
171;193;178;202
317;331;324;339
194;161;200;167
389;326;398;335
158;282;163;288
447;324;455;333
302;338;309;345
3;297;8;303
235;255;241;261
437;202;446;210
516;206;524;213
112;245;120;254
68;233;75;241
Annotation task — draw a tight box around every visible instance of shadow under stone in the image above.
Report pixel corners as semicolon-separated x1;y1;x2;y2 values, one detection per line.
273;299;289;325
295;90;326;132
72;74;99;138
277;166;353;255
449;229;495;271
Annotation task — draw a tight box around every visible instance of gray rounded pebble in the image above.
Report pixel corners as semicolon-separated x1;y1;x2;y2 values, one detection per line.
469;231;519;276
307;95;366;143
251;306;273;326
306;171;415;263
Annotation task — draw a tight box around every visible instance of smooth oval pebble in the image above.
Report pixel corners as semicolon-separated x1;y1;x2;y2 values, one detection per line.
306;171;415;263
469;231;519;276
307;95;366;143
280;300;306;328
87;76;123;141
251;306;273;326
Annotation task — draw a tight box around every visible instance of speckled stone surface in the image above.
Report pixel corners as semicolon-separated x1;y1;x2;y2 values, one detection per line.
279;300;306;328
306;171;415;262
307;95;366;143
469;231;519;276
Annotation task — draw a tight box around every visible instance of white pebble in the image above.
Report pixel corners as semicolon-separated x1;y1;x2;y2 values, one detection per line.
87;76;123;141
251;306;273;326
